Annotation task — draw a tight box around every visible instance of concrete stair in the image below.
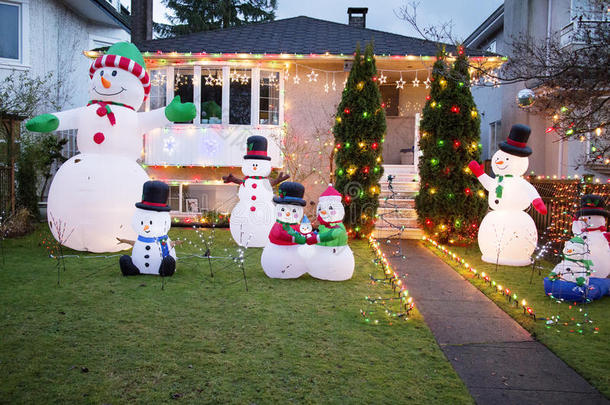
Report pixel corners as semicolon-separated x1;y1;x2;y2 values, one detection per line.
373;164;423;239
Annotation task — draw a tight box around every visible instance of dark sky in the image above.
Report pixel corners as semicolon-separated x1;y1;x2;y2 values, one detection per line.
144;0;503;41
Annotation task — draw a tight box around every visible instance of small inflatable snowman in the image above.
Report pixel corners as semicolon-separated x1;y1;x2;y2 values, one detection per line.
548;237;592;285
571;194;610;279
223;136;289;247
304;184;354;281
261;182;309;278
119;181;177;277
27;42;195;253
469;124;547;266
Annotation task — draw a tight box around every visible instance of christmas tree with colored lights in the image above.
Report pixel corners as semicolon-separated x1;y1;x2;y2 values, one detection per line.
415;48;487;244
333;43;386;238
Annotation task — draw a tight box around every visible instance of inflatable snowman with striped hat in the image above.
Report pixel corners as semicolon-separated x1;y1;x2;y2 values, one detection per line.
305;184;354;281
469;124;547;266
572;194;610;279
26;42;195;253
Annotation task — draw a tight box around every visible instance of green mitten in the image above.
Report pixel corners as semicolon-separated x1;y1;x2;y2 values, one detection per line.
576;277;586;286
165;96;196;122
293;234;306;245
26;113;59;133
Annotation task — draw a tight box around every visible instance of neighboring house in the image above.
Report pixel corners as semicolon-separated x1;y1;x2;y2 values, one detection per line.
465;0;609;180
82;8;498;236
0;0;130;156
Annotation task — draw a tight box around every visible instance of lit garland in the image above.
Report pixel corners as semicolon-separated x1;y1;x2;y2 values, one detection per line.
362;236;415;324
422;236;537;320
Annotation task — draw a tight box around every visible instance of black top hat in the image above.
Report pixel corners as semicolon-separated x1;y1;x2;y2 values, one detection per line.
135;180;171;212
575;194;610;218
273;182;306;206
244;135;271;161
499;124;532;157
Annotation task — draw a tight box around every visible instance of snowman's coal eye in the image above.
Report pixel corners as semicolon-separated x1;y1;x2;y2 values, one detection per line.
506;157;509;160
281;208;285;211
112;70;117;77
292;209;296;213
150;220;153;225
329;206;333;210
141;221;143;225
100;70;104;76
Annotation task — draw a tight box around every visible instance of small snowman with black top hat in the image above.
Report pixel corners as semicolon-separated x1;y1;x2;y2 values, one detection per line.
119;181;177;277
469;124;547;266
261;182;309;279
572;194;610;279
223;136;289;248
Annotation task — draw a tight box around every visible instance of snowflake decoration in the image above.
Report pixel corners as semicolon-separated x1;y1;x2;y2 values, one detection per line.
307;70;318;82
378;72;387;84
163;136;177;155
395;76;406;89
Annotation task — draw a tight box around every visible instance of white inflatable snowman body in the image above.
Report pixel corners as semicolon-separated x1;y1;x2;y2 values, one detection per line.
571;196;610;278
469;124;546;266
550;238;592;284
27;42;195;253
229;136;275;247
120;181;176;276
304;185;354;281
261;182;309;279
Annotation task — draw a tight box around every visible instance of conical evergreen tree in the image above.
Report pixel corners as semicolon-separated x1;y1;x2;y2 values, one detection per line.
415;48;487;244
333;43;386;238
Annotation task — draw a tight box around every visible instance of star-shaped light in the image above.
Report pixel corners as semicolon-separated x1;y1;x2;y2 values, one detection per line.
307;70;318;82
324;83;329;93
424;77;431;89
268;73;277;83
412;77;420;87
204;74;214;86
378;72;387;84
230;70;239;83
293;74;301;84
331;80;337;91
395;76;406;89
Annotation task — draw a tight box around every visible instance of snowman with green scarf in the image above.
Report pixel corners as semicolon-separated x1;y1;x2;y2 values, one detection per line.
469;124;547;266
302;184;354;281
549;237;593;286
26;42;195;253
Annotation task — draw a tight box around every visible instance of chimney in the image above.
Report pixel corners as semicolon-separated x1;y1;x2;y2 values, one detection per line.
347;7;368;28
131;0;153;44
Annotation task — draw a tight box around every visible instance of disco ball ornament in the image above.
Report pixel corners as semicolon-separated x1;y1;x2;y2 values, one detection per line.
517;88;535;108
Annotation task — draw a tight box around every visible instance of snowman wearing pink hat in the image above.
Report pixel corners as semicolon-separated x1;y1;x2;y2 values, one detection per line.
26;42;195;252
304;184;355;281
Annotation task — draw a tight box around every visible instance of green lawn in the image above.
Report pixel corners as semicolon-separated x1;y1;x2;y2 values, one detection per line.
0;227;472;404
423;239;610;398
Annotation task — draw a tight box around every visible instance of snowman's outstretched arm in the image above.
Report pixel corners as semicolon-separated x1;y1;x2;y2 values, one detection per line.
222;173;243;185
526;182;548;215
116;237;135;246
468;161;495;192
270;172;290;187
137;96;197;134
26;108;83;133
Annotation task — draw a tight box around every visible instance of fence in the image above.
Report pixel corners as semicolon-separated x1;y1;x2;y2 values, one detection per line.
529;178;610;245
0;166;13;215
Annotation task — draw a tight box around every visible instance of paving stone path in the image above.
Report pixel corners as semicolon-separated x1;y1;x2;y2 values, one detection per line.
381;240;609;405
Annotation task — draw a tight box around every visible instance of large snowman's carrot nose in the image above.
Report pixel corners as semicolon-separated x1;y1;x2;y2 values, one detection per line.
320;210;327;215
101;76;111;88
567;249;573;253
496;160;504;165
143;225;150;231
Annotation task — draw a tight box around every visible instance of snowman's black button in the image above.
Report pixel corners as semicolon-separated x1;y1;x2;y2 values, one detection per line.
494;199;499;204
145;245;151;250
144;254;150;258
145;263;149;267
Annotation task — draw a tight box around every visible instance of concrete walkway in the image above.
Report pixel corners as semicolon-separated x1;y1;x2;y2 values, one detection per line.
381;240;608;405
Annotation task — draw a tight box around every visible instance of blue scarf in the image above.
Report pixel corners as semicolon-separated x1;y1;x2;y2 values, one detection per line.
138;235;170;258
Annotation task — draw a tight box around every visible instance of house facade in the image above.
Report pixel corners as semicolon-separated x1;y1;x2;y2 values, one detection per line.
465;0;609;181
89;10;497;231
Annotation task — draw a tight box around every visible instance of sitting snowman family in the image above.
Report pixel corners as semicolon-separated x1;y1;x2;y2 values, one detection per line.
544;194;610;302
261;182;355;281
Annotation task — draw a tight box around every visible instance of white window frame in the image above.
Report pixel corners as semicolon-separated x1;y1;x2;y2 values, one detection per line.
146;63;284;127
0;0;30;69
489;120;502;156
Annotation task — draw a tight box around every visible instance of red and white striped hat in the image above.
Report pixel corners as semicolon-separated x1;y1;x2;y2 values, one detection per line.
89;42;151;100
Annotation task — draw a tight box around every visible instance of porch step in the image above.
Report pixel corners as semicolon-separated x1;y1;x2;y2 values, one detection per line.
375;216;419;229
378;198;415;209
377;206;418;218
372;227;424;239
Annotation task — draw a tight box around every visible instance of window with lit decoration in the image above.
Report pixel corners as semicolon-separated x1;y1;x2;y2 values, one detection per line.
174;67;194;123
229;69;251;125
0;2;20;61
201;68;222;124
259;70;279;125
149;69;167;110
379;85;399;117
